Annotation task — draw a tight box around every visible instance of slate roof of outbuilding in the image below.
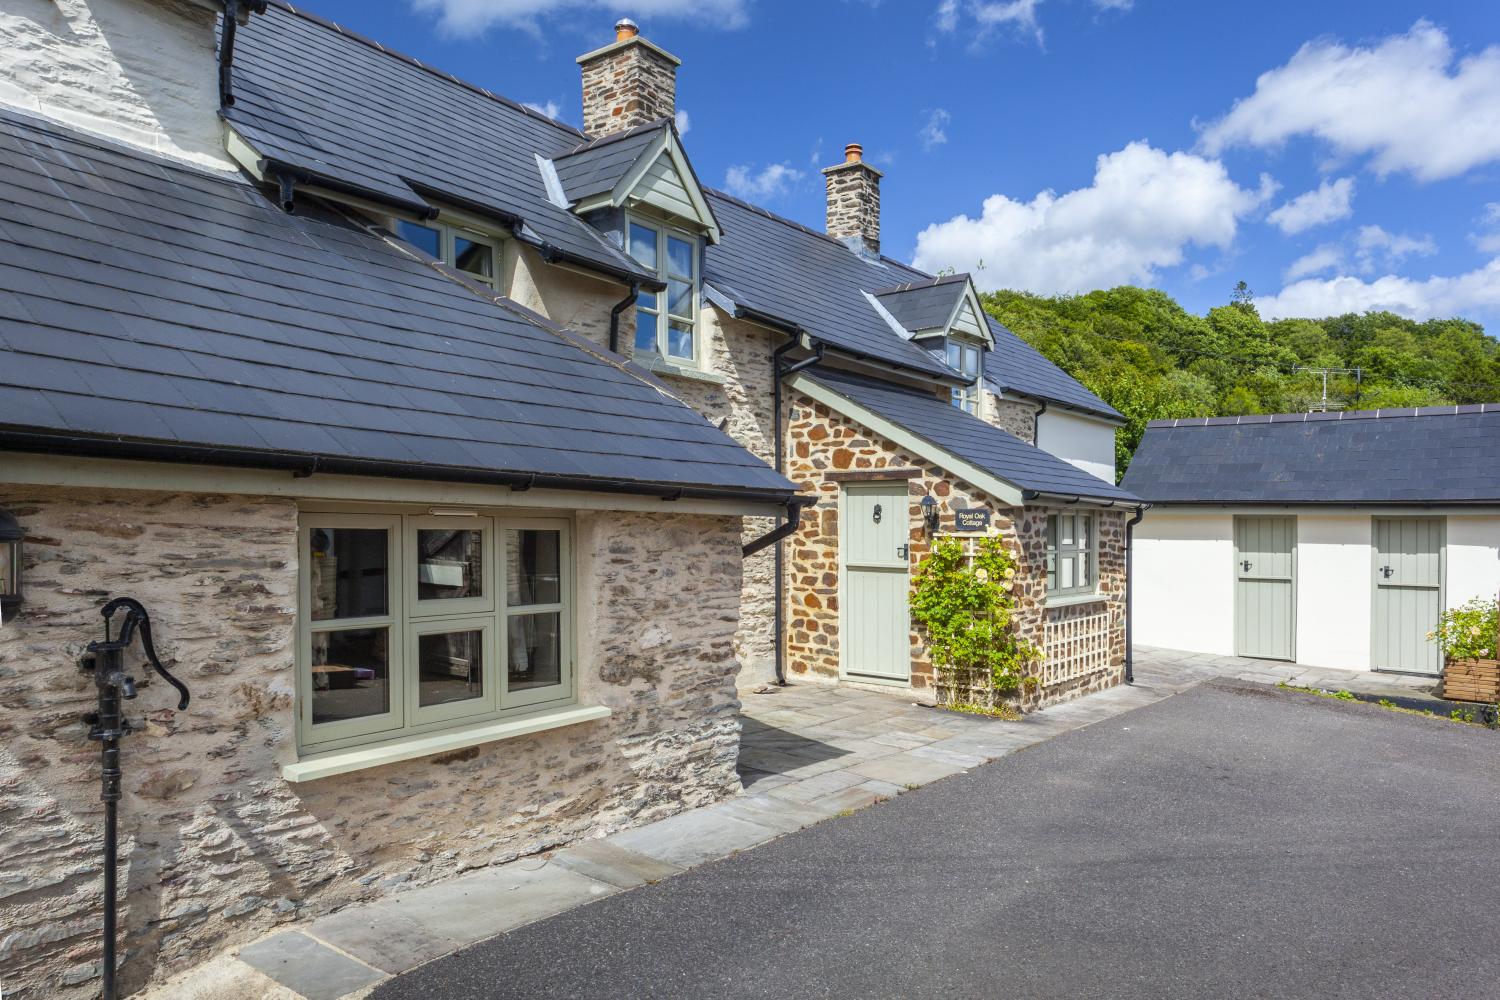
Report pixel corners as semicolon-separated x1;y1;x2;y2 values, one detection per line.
1121;407;1500;505
809;371;1140;505
0;109;798;501
226;2;1122;420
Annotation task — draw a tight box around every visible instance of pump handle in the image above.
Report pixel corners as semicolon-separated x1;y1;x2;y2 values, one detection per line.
101;598;190;711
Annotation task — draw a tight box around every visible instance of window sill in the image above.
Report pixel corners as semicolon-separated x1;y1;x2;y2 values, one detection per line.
281;704;612;783
1044;593;1109;610
648;360;725;385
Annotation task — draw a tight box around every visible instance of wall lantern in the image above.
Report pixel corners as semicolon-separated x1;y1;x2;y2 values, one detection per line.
920;494;940;534
0;507;23;623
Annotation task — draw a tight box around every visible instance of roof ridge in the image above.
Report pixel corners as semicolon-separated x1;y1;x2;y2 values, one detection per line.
264;1;586;140
1148;404;1500;429
870;273;969;296
558;118;671;156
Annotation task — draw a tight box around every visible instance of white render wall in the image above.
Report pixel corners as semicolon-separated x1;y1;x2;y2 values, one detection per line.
0;0;231;169
1036;408;1116;484
1134;509;1500;671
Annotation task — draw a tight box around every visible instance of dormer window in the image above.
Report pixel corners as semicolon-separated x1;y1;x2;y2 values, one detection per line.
946;339;982;414
628;218;698;365
396;219;502;290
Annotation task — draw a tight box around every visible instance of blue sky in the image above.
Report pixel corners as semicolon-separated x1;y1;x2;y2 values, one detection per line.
306;1;1499;326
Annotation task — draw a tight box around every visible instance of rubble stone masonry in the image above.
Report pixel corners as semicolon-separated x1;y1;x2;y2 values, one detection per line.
578;37;678;138
0;487;746;998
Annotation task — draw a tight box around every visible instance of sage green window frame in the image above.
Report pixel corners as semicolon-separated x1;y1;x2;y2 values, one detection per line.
945;338;983;415
1046;512;1096;598
296;512;577;757
394;218;504;290
626;213;700;367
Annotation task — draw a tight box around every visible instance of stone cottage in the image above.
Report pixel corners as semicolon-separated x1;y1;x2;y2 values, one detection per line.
0;0;1142;994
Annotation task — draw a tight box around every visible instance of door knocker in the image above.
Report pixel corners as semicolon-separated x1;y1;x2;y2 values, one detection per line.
872;503;882;524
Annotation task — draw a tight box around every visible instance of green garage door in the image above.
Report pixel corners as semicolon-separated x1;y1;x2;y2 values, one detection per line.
841;483;911;683
1235;516;1296;661
1372;517;1445;675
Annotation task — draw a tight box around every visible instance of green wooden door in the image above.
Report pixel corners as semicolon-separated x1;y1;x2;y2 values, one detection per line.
1234;516;1296;661
1372;517;1444;675
841;483;911;682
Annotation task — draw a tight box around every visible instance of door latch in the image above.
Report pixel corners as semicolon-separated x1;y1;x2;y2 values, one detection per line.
1380;565;1394;578
896;544;909;559
1240;559;1252;572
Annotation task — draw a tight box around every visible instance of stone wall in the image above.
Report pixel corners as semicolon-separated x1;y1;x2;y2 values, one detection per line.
578;36;678;138
782;393;1127;705
0;0;231;170
508;245;783;685
986;392;1039;444
821;158;882;256
0;487;745;998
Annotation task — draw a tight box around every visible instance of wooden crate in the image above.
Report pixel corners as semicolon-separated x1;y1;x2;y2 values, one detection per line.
1441;657;1500;703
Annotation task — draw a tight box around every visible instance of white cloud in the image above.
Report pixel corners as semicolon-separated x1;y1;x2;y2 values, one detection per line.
723;162;805;202
1200;21;1500;182
1285;244;1343;281
912;141;1274;294
919;109;951;151
1281;224;1435;281
935;0;1043;45
1258;259;1500;320
1265;176;1355;234
524;99;563;120
1472;203;1500;254
674;109;690;136
411;0;748;37
1093;0;1132;8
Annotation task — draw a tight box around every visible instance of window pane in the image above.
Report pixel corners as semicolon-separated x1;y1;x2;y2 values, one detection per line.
666;235;693;277
0;544;12;596
667;320;694;360
417;528;483;601
946;342;961;370
1077;556;1090;589
309;528;388;621
454;236;493;279
310;627;390;724
1061;555;1075;590
628;223;658;268
508;612;562;691
418;629;484;708
1046;552;1057;590
1046;516;1058;549
636;288;658;312
667;278;693;318
1060;516;1075;546
507;529;561;606
1078;516;1091;551
635;308;657;354
397;221;441;259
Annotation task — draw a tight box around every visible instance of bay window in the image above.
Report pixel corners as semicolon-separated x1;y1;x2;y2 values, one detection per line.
298;513;573;754
946;338;982;414
1046;512;1095;599
627;218;699;365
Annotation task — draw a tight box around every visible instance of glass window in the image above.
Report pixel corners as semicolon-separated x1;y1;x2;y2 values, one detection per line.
1046;512;1096;599
299;515;573;753
395;219;500;288
946;339;982;414
627;218;699;365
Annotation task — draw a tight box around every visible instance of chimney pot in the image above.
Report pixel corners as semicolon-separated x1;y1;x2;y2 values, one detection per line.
615;17;639;41
578;18;681;137
822;142;883;258
845;143;863;163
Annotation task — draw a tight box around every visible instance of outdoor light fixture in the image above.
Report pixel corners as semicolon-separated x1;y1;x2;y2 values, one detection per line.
920;493;940;534
0;507;23;623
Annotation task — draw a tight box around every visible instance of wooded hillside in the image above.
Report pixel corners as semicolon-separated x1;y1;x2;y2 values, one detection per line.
981;285;1500;477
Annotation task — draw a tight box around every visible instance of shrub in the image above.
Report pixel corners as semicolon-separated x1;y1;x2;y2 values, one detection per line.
1430;598;1499;662
910;535;1039;693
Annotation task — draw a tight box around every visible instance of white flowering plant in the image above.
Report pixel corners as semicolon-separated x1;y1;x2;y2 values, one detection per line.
1430;598;1499;662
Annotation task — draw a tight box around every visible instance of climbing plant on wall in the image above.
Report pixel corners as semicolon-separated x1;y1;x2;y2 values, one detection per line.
910;535;1039;696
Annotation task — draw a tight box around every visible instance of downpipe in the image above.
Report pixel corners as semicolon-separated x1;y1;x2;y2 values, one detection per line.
768;338;824;686
1125;504;1150;683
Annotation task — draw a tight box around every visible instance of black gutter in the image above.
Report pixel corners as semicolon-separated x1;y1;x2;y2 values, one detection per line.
608;283;640;354
743;496;815;558
1125;504;1151;683
767;334;826;686
0;431;800;508
216;0;268;109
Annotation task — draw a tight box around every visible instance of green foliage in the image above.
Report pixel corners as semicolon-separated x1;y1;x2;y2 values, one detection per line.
910;536;1038;694
1430;598;1500;661
980;285;1500;480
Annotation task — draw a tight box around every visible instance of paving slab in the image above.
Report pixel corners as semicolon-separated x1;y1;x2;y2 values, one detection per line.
238;932;384;1000
308;907;457;975
716;793;837;832
847;752;968;787
606;803;780;867
549;840;683;890
380;864;614;947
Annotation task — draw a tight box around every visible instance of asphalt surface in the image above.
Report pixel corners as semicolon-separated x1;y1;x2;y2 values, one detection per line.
372;681;1500;1000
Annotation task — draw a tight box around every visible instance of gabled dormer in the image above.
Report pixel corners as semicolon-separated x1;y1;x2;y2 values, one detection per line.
867;273;993;413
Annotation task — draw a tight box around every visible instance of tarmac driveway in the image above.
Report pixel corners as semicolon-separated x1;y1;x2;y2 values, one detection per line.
371;681;1500;1000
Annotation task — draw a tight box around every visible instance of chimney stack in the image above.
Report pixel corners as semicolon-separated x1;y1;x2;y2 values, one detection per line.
822;143;883;257
577;18;681;138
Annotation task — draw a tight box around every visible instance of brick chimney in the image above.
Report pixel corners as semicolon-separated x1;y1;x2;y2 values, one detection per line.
577;18;681;138
822;143;883;258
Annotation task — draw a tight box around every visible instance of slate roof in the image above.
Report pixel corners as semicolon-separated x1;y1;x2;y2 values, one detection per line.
551;122;667;204
982;318;1121;421
225;3;656;286
1121;407;1500;505
808;371;1139;505
872;275;968;334
226;2;1119;417
0;109;798;502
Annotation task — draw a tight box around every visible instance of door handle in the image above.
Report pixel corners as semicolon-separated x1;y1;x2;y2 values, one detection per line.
897;545;909;559
1380;565;1394;579
1240;560;1251;572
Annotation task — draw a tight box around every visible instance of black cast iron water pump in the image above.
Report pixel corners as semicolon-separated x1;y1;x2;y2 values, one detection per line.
79;597;190;1000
